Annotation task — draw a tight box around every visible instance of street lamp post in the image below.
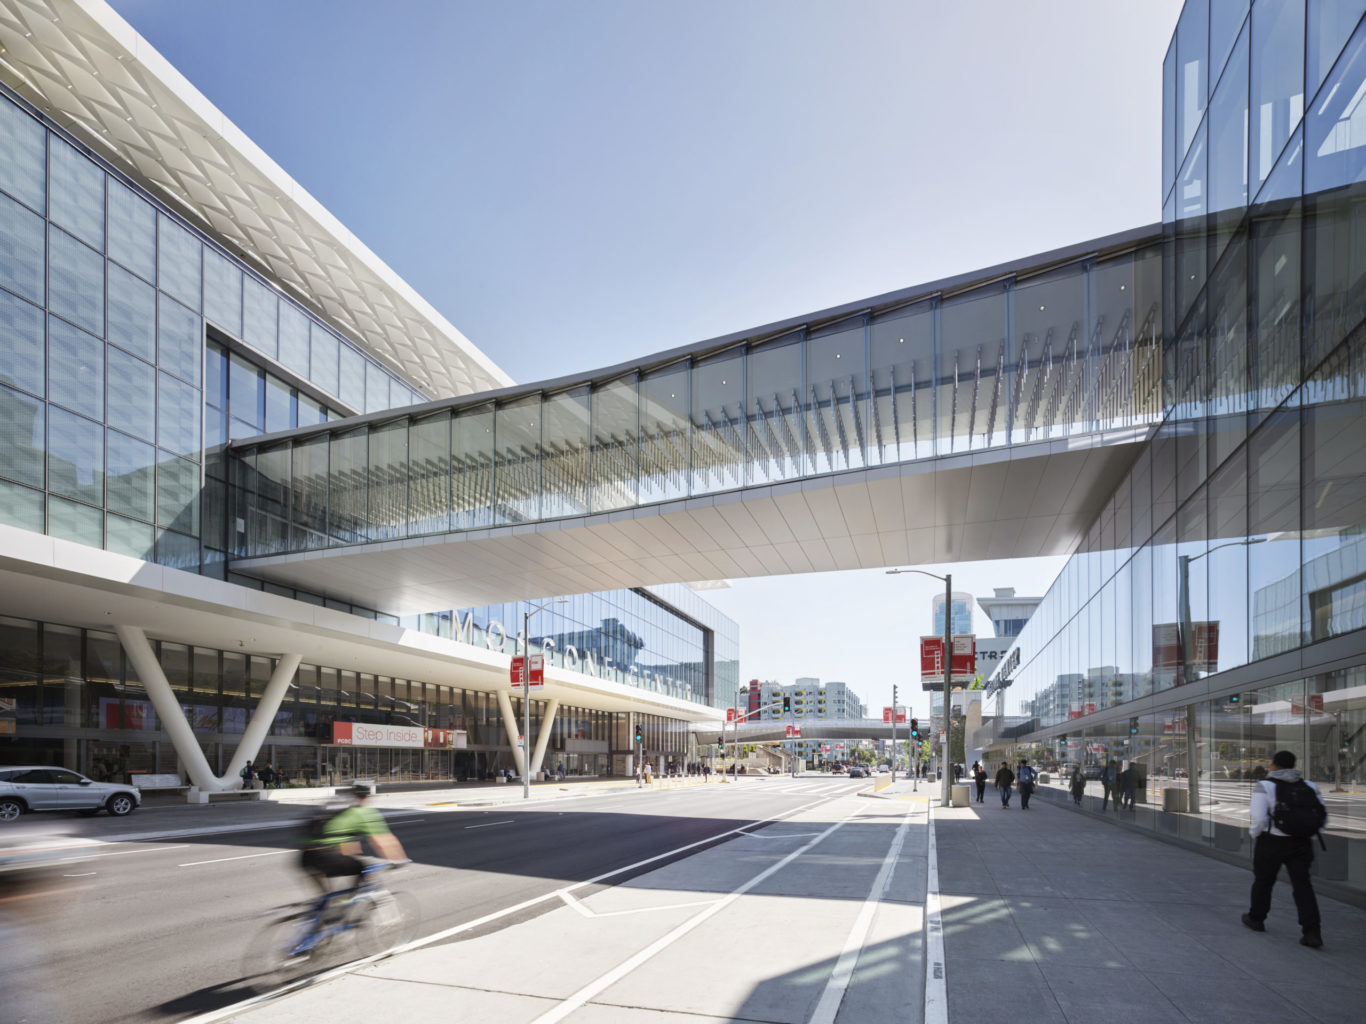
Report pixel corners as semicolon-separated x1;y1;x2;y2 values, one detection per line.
887;567;954;807
521;598;566;800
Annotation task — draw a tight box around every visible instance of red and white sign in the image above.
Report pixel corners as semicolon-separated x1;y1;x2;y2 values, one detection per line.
882;706;908;724
920;635;977;689
726;708;737;722
511;654;546;689
511;655;526;687
835;743;845;749
785;724;803;738
332;722;424;748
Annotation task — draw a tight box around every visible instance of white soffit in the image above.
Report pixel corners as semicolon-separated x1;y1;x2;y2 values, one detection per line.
0;0;513;398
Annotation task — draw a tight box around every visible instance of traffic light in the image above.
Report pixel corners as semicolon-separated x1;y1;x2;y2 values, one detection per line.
909;717;918;739
1228;693;1241;705
634;724;643;744
1129;718;1139;735
783;695;791;713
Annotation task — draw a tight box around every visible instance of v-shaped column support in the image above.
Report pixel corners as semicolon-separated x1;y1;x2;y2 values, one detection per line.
116;625;301;792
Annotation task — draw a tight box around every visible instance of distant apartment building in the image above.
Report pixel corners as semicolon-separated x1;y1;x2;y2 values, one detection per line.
746;678;866;763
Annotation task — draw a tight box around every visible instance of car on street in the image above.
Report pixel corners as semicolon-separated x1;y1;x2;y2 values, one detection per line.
847;765;869;779
0;766;141;821
1081;763;1105;780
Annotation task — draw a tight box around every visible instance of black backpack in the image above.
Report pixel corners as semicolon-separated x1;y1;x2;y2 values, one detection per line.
301;800;347;847
1270;780;1327;844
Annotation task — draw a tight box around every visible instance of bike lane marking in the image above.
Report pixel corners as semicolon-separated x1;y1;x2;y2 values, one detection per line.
924;801;948;1024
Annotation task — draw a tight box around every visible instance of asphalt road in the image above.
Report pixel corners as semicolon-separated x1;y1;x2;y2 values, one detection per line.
10;777;865;1024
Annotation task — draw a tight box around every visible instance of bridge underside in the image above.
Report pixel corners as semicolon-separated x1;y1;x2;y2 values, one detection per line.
695;718;937;744
234;427;1145;612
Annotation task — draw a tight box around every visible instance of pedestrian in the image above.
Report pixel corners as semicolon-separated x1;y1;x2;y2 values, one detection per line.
1070;765;1085;806
643;760;653;787
1242;750;1327;948
1017;758;1035;809
1100;759;1118;811
239;760;255;790
995;761;1015;807
258;762;276;788
1119;762;1136;810
973;763;987;803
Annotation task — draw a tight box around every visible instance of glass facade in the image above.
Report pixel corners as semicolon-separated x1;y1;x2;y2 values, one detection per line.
993;0;1366;899
229;243;1165;555
0;85;427;574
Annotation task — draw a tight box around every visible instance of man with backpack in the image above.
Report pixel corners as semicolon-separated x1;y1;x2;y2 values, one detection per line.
1016;759;1036;809
300;784;410;893
1241;750;1327;948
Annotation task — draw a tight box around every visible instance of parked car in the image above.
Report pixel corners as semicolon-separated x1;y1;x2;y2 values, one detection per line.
0;766;141;821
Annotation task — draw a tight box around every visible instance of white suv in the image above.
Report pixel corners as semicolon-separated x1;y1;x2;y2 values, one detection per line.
0;766;141;821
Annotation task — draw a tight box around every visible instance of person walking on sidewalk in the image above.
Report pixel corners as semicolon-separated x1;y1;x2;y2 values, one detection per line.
1119;762;1136;810
973;763;988;803
1017;759;1036;809
1069;764;1085;806
1242;750;1327;948
995;761;1015;807
1100;759;1119;811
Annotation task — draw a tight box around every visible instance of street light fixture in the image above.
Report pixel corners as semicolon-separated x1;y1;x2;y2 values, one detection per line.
887;567;954;808
521;598;567;800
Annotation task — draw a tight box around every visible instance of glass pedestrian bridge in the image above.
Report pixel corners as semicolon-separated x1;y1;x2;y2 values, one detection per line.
227;227;1164;603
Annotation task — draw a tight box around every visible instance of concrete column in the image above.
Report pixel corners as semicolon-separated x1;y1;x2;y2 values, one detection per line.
116;625;300;792
530;698;560;776
495;688;527;777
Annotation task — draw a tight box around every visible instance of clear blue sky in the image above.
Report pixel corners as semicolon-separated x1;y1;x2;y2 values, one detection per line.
110;0;1185;718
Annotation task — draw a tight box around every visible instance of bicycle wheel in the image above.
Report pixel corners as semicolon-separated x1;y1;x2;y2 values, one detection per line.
243;911;321;990
351;888;419;957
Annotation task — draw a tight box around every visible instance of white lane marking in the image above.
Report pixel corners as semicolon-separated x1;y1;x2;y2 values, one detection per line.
528;802;863;1024
557;890;720;919
179;790;847;1024
178;849;296;867
735;828;822;839
924;802;948;1024
55;843;192;865
464;819;515;829
62;872;97;877
808;804;917;1024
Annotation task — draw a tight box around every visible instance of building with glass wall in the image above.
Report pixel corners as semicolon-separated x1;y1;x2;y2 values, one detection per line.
985;0;1366;903
0;1;734;789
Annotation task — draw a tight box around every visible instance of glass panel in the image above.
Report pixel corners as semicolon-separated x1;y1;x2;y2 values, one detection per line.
495;395;541;523
1207;236;1249;472
47;316;103;420
0;288;44;397
1304;17;1366;193
452;404;494;530
157;453;200;535
157;372;201;459
107;178;155;283
1151;516;1180;693
242;275;277;359
158;295;201;386
229;353;263;430
690;349;743;494
1308;0;1366;95
806;322;866;474
155;527;199;570
291;435;329;551
156;213;200;311
1177;0;1210;165
1249;190;1301;417
249;444;288;555
541;387;590;518
338;343;365;411
105;430;154;522
1306;182;1366;375
639;361;689;504
408;412;450;535
1175;120;1209;322
1178;485;1209;686
365;362;386;414
107;263;156;362
202;248;242;337
0;190;45;304
1302;337;1366;641
297;393;324;427
1015;268;1085;443
940;284;1008;450
0;94;45;213
367;420;408;540
1090;255;1139;432
1210;0;1249;89
1164;37;1178;204
105;512;154;560
48;136;104;251
48;228;104;337
277;303;310;378
264;373;293;434
1249;406;1302;658
1208;21;1250;264
746;334;802;485
1251;0;1307;195
591;376;639;512
47;407;103;505
0;385;44;487
328;428;367;545
48;495;102;547
309;323;339;396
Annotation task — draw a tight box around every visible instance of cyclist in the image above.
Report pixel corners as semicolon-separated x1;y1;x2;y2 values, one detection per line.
300;783;409;893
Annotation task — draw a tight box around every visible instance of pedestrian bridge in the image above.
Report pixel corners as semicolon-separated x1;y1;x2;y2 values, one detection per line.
228;226;1162;612
694;718;928;745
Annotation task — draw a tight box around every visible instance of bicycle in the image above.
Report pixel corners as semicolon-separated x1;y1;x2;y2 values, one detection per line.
244;861;418;989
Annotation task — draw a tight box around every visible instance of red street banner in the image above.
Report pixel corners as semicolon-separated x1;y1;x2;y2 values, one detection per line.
529;653;545;688
510;655;526;688
920;636;977;689
785;725;803;738
726;708;736;722
883;707;908;724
